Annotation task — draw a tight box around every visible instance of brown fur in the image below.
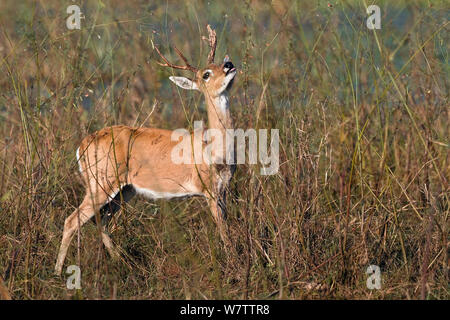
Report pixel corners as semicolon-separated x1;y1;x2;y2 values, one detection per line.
55;58;237;275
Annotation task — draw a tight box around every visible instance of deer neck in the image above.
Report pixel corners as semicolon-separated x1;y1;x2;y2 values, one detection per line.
203;92;233;165
205;92;233;132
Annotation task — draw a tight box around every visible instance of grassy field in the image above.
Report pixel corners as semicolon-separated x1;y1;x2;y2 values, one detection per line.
0;0;448;299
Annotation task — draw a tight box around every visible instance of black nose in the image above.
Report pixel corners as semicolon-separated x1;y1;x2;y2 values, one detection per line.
224;61;234;70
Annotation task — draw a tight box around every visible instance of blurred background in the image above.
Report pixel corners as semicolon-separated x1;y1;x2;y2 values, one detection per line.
0;0;448;299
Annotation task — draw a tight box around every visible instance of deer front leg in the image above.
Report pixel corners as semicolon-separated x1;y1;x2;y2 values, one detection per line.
205;164;235;245
206;193;229;245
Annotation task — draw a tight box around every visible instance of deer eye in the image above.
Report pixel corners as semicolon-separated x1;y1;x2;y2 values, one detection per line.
202;72;210;80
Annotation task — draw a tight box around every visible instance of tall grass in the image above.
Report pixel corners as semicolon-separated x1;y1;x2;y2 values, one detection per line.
0;0;448;299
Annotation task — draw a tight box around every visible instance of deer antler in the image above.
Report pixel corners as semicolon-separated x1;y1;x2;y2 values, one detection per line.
155;24;216;71
154;45;198;73
202;24;217;64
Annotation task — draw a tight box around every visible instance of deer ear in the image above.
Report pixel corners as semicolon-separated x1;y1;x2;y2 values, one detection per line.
169;76;199;91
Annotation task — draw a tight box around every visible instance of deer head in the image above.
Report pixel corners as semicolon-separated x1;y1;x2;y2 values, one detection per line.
155;25;237;98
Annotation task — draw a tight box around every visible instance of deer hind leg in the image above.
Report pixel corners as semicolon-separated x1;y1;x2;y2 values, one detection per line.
100;231;120;260
98;185;136;260
55;197;97;275
55;183;119;275
99;184;136;226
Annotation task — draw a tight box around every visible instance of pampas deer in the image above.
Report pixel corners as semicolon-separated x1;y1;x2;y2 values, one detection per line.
55;25;237;275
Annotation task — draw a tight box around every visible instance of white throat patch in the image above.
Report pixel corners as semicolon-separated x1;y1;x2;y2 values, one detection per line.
214;94;229;114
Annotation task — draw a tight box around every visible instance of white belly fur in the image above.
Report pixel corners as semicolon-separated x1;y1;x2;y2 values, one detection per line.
134;185;204;200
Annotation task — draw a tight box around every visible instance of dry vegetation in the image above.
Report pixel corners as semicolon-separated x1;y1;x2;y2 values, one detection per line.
0;0;448;299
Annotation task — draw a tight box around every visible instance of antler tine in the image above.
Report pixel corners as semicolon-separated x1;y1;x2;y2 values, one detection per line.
154;45;198;73
173;46;198;72
202;24;217;64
